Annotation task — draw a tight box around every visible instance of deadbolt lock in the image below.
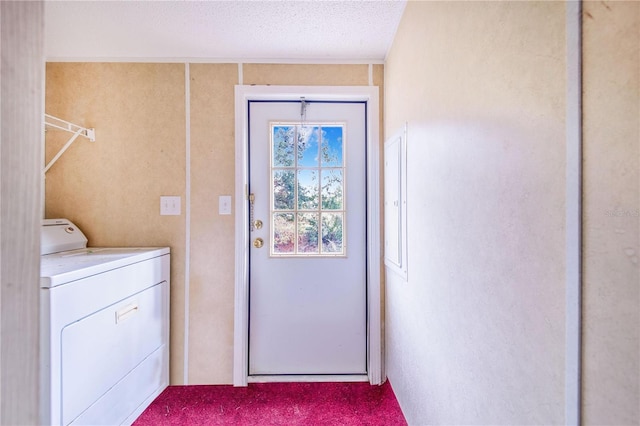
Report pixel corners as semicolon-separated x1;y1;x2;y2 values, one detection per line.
254;219;263;230
253;238;264;248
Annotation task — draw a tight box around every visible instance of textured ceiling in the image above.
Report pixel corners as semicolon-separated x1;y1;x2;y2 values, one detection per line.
44;0;407;62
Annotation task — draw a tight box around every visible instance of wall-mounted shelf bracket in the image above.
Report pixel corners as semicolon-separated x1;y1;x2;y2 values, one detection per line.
44;114;95;173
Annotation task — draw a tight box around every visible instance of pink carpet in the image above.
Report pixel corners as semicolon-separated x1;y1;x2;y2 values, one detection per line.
133;381;407;425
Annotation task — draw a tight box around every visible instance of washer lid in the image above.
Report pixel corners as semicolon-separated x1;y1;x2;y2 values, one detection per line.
41;218;88;255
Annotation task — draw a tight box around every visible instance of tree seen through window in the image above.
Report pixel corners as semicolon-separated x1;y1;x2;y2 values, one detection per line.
271;123;345;256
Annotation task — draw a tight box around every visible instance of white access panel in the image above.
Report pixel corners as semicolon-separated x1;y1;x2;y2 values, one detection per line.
384;124;408;280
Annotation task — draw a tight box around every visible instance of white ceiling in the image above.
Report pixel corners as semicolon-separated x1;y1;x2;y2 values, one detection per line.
44;0;407;62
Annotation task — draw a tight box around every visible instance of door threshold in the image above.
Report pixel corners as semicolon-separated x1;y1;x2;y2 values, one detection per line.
248;374;369;383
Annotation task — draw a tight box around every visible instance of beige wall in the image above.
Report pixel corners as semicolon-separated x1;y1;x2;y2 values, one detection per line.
187;63;238;384
45;62;383;385
45;62;187;384
385;1;639;424
582;2;639;424
384;1;566;424
243;64;368;86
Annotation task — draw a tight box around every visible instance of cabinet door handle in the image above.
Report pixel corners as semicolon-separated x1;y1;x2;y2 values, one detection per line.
116;303;138;324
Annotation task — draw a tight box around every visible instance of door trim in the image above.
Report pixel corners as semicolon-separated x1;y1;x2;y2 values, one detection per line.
233;85;382;386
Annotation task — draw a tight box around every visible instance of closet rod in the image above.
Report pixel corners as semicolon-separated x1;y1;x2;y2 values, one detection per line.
44;114;95;141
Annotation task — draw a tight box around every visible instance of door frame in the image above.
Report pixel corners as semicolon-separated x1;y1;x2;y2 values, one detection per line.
233;85;382;386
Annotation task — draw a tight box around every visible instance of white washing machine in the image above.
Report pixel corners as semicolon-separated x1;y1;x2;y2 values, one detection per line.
40;219;170;426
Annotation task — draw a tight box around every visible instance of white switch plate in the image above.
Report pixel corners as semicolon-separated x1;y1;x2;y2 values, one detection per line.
219;195;232;215
160;196;181;215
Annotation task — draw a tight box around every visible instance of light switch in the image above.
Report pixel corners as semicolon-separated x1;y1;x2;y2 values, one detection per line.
160;196;181;215
219;195;232;215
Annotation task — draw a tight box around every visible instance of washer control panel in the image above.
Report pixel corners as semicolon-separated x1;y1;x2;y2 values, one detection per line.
41;219;88;255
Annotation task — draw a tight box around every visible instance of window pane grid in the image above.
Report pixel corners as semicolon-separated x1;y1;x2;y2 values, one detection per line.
270;123;346;256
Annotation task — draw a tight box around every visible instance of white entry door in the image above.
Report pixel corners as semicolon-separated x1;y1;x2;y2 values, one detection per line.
248;100;367;376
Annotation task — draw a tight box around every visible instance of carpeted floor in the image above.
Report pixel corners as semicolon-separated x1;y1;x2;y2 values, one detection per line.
133;381;407;425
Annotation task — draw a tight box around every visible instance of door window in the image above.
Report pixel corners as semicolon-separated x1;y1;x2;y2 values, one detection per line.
270;122;346;256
